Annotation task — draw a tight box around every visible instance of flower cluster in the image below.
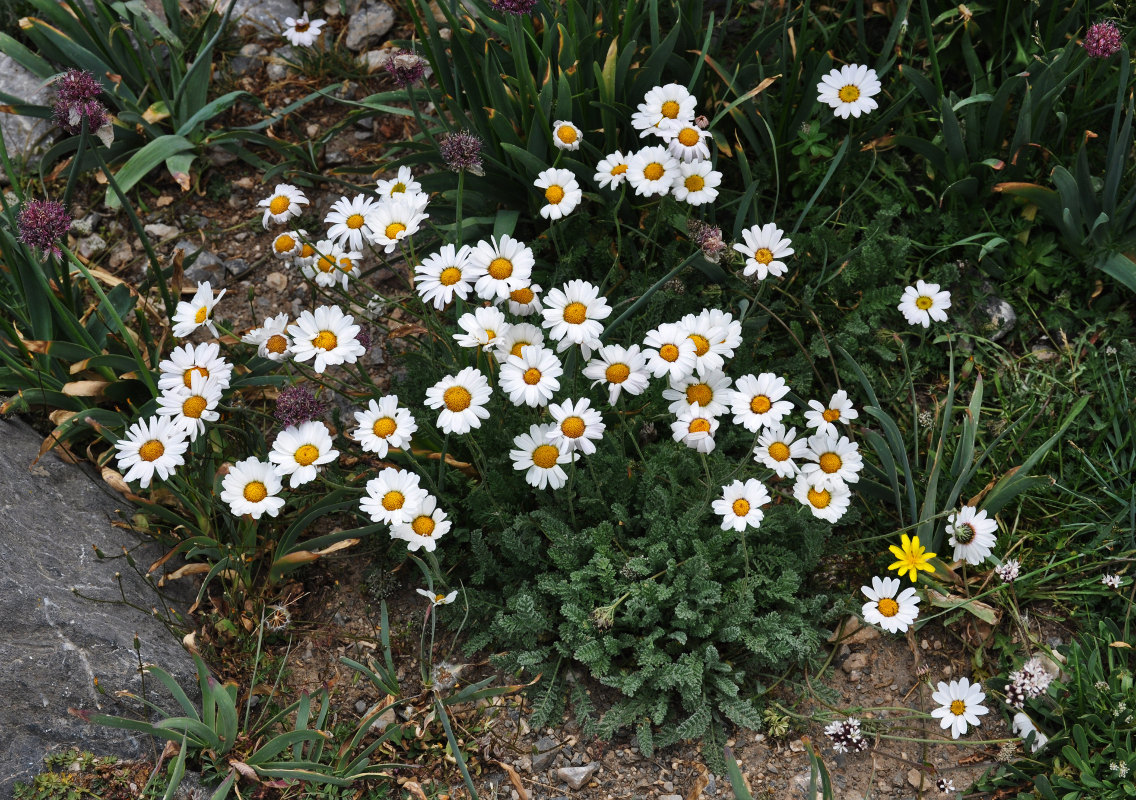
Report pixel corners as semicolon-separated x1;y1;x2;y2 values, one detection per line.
1083;21;1123;59
1004;657;1054;709
52;69;109;137
824;718;868;753
16;198;71;259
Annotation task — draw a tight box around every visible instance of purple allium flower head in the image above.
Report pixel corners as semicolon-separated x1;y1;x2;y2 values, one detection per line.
686;218;727;263
274;384;330;427
1084;21;1123;59
439;130;485;175
17;199;71;259
491;0;538;15
384;49;427;88
356;327;372;352
52;69;109;135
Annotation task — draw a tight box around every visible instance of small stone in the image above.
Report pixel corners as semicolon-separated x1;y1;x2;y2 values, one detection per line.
221;0;301;38
1031;341;1059;362
972;291;1017;342
77;234;107;259
532;736;559;771
829;615;880;645
70;214;97;236
108;240;134;269
266;45;295;81
231;43;267;77
362;49;391;73
355;700;367;713
659;795;682;800
224;258;252;278
144;223;180;240
265;271;288;292
841;652;868;674
943;664;953;677
207;146;238;167
556;763;599;790
662;782;674;792
907;769;926;789
789;739;806;753
345;3;396;51
174;240;225;286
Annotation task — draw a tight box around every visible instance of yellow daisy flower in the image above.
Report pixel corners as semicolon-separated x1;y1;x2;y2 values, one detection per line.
887;533;936;583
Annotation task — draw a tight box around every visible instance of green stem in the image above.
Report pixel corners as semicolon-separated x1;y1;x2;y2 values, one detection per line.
600;252;700;343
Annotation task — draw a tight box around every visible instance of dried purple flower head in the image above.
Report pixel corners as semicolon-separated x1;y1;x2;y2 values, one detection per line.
439;130;485;175
695;114;710;129
17;199;71;259
356;327;372;352
52;69;109;135
274;384;330;427
824;718;868;753
1084;21;1123;58
490;0;539;15
686;218;727;263
384;49;427;88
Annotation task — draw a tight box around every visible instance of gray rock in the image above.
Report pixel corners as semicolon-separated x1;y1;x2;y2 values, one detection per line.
143;223;181;241
362;49;391;73
108;240;134;270
70;214;99;237
224;258;252;279
207;146;238;167
231;43;268;77
266;45;296;82
531;735;558;771
659;795;683;800
973;292;1017;342
556;763;599;790
220;0;300;38
841;651;868;674
345;3;395;51
173;240;226;286
0;416;197;796
77;234;107;259
0;54;54;181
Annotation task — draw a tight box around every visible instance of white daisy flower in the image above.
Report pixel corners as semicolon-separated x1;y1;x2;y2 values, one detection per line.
700;307;743;352
493;322;546;360
242;313;292;361
678;311;730;375
366;196;428;254
631;83;696;138
333;248;363;289
799;433;864;491
670;403;720;453
626;145;680;197
898;280;952;328
287;305;366;374
172;281;226;339
535;167;582;220
672;161;721;206
155;371;224;441
730;373;793;432
930;678;988;739
353;396;417;457
502;282;543;317
510;423;577;490
258;183;309;228
660;119;713;162
453;305;511;350
860;575;920;634
945;506;998;566
417;588;459;607
359;468;429;525
424;367;493;434
594;150;630;189
499;345;563;407
114;415;189;489
325;194;378;252
804;389;859;437
291;230;316;268
547;397;606;455
415;243;480;310
754;424;809;478
470;234;535;302
792;474;852;523
643;322;698;381
221;457;285;519
390;495;452;552
375;166;423;200
582;344;651;406
712;478;771;532
734;223;794;280
1012;713;1048;753
268;420;339;488
541;279;611;358
662;370;733;417
301;239;347;288
282;12;325;47
551;119;583;150
817;64;882;119
158;342;232;393
271;230;301;259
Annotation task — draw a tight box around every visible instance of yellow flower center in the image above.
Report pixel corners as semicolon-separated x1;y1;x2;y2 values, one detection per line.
606;363;630;383
346;213;365;230
439;267;462;286
484;328;496;341
183;366;208;389
339;257;355;272
643;163;665;181
561;416;585;439
488;257;513;280
678;128;700;147
531;444;559;469
269;195;290;215
819;452;843;473
563;302;588;325
274;234;296;253
877;597;899;617
510;341;532;357
768;441;790;461
443;386;472;412
266;334;288;354
949;700;967;716
838;84;861;103
317;254;336;273
139;439;165;462
300;243;315;258
732;498;750;517
182;395;208;419
688;334;710;356
381;490;404;510
372;417;397;438
822;408;841;423
556;125;578;144
689;418;712;434
686;383;713;407
754;247;774;265
611;164;628;175
312;330;338;350
293;444;320;466
194;306;208;324
412;515;435;537
435;593;447;603
243;481;268;502
751;395;772;414
384;222;407;240
523;367;542;385
915;295;934;310
684;175;705;192
660;100;680;119
545;185;565;205
807;487;831;508
390;181;407;194
659;343;680;362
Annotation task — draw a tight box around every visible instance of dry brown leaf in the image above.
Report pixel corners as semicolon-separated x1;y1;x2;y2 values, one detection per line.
272;538;360;568
401;781;429;800
101;467;131;495
686;763;709;800
156;195;174;207
492;761;530;800
61;380;110;398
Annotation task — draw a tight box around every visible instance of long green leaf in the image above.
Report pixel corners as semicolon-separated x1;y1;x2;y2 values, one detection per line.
104;134;195;208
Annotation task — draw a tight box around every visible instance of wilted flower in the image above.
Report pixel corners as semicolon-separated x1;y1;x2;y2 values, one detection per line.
1083;21;1123;59
274;384;330;427
440;130;485;175
17;199;71;259
824;718;868;753
263;604;292;632
384;49;427;87
687;219;727;262
52;69;109;137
